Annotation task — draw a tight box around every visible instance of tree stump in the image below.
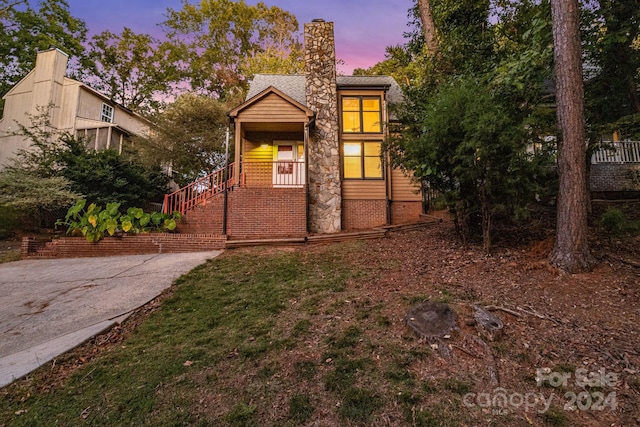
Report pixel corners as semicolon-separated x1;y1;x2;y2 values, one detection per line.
473;305;504;341
405;301;458;358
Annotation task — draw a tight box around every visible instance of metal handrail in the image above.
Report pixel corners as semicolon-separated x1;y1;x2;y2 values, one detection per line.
163;160;307;216
163;163;236;215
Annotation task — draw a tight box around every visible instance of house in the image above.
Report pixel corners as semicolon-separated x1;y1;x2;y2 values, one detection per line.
590;137;640;196
0;48;150;167
167;20;424;239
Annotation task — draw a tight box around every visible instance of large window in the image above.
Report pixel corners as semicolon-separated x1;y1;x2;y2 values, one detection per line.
101;103;114;123
343;141;383;179
341;96;382;133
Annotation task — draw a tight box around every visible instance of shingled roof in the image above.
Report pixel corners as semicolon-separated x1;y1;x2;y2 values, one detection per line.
245;74;404;107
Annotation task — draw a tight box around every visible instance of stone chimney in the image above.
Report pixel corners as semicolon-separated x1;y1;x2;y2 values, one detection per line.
304;20;341;234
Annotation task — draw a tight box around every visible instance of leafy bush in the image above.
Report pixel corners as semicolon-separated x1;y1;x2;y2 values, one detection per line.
599;208;640;236
57;199;181;242
599;208;625;235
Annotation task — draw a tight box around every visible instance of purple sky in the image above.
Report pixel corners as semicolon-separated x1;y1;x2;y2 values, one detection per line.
65;0;415;74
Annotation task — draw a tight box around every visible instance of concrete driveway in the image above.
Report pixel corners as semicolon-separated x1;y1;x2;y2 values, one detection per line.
0;251;222;387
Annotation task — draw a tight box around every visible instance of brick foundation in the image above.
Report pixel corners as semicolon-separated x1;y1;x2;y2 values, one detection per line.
176;187;307;239
22;233;226;259
227;187;307;239
390;201;424;224
342;200;387;230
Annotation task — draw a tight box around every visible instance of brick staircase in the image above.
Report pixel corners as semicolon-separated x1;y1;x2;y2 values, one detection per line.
175;192;225;235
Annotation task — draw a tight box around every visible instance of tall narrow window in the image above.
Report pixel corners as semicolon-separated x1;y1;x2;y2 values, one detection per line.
341;96;382;133
343;141;382;179
101;103;114;123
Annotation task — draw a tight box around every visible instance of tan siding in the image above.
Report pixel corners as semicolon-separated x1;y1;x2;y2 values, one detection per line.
58;80;81;130
390;168;421;201
77;90;104;122
342;180;386;200
237;93;308;122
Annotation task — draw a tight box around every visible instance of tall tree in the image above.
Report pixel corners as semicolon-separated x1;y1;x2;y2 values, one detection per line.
583;0;640;131
88;28;181;115
549;0;596;272
133;93;232;186
162;0;301;99
0;0;92;107
417;0;439;57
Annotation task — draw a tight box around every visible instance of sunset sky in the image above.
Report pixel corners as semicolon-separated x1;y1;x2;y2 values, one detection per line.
65;0;416;74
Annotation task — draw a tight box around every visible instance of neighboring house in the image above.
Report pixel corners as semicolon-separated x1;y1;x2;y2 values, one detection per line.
167;20;423;239
0;48;150;167
590;139;640;195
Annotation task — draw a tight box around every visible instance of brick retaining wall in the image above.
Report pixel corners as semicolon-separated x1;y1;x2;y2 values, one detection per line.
22;233;227;259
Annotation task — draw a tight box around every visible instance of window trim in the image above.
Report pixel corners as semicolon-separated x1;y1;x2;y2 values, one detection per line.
101;103;114;123
342;140;384;180
341;95;383;134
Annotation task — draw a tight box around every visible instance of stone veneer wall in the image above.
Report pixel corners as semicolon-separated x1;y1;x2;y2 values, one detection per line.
304;20;341;234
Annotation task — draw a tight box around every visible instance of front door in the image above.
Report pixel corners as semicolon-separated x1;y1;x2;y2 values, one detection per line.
273;141;304;187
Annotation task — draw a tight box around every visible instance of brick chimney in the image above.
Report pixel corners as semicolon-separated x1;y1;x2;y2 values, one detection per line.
304;20;341;234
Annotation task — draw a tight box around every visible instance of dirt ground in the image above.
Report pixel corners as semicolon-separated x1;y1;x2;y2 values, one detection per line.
349;221;640;425
3;214;639;425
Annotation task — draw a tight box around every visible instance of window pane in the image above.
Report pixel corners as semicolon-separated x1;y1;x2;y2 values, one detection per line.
343;112;361;133
364;142;381;156
362;112;381;133
342;97;359;111
364;157;382;178
344;157;362;178
101;103;114;123
362;98;380;111
344;142;362;156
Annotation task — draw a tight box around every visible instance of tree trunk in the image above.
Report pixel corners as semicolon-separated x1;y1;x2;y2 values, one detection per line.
549;0;596;273
417;0;439;58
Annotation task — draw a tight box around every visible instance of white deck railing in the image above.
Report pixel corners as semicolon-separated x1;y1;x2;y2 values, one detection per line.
591;141;640;164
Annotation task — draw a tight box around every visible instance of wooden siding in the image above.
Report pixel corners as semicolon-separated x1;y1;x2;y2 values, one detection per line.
243;141;272;162
237;93;309;122
75;89;149;137
58;80;81;130
342;180;386;200
390;169;422;201
242;141;273;186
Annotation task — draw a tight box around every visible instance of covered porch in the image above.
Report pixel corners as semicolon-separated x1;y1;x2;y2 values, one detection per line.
237;123;307;189
228;86;315;190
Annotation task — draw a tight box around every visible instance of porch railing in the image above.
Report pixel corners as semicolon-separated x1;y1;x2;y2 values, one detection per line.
592;141;640;164
239;161;306;188
163;163;236;215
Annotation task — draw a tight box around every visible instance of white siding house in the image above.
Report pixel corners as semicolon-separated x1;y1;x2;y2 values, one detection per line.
0;48;150;167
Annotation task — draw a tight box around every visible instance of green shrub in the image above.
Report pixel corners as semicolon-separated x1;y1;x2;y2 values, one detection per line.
599;208;625;235
599;207;640;236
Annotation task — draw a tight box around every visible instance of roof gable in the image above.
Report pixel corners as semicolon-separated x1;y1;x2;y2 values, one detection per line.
243;74;404;109
229;85;314;119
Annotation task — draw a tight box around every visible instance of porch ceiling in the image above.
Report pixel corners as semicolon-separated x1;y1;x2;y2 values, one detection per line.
241;122;305;133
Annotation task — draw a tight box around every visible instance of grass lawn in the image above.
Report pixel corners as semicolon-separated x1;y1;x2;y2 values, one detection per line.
1;224;638;426
0;249;20;264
